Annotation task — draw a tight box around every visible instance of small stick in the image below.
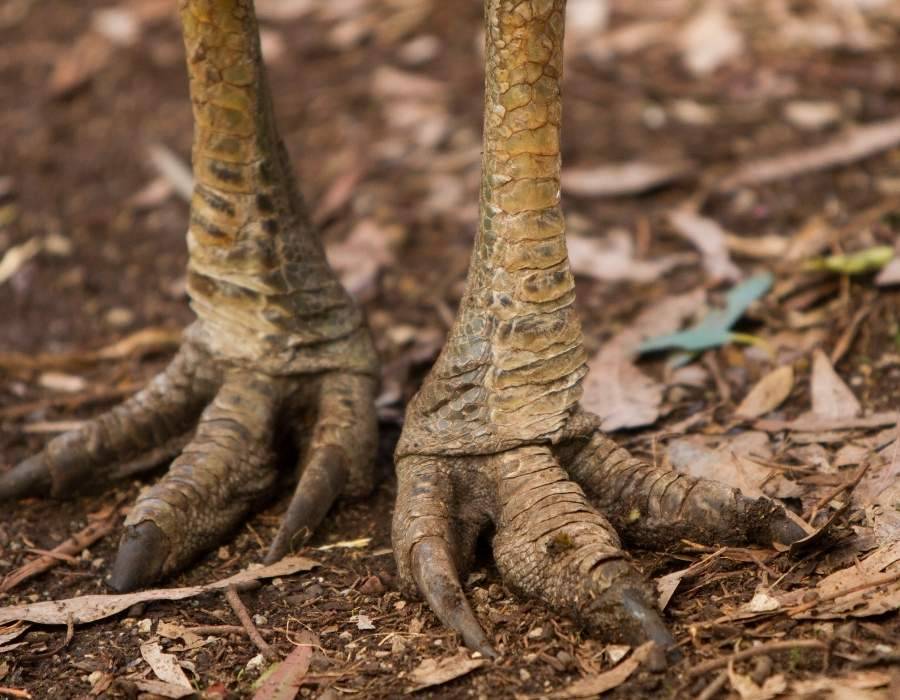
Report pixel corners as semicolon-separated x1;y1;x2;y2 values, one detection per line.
186;624;274;637
225;585;278;661
0;688;32;699
1;502;122;592
686;639;827;676
787;569;900;617
807;460;871;521
694;670;728;700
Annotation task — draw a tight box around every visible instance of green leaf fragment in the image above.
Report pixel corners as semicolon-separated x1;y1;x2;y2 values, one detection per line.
638;272;773;354
805;245;894;275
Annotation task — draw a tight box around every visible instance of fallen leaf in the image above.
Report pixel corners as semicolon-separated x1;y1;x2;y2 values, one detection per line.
667;432;779;499
725;234;788;259
49;32;114;97
806;245;894;275
668;209;741;283
567;230;692;283
356;614;375;631
562;160;692;197
0;556;317;625
315;537;371;551
789;672;891;699
0;237;41;286
876;256;900;286
811;349;861;419
746;591;782;613
141;641;192;692
719;116;900;191
639;273;773;354
37;371;87;393
133;679;194;699
754;412;897;433
252;634;314;700
784;101;842;131
0;623;29;646
679;3;744;76
582;290;707;431
326;220;395;300
407;652;486;692
728;666;787;700
547;642;657;698
735;365;794;418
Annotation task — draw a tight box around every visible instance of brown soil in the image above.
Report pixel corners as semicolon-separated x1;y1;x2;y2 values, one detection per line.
2;1;900;698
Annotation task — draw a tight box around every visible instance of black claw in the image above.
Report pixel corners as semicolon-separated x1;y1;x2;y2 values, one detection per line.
620;588;676;666
109;521;170;592
770;515;808;546
0;455;52;501
412;538;497;659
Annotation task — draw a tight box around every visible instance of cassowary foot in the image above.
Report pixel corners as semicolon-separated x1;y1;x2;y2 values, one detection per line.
393;412;804;659
1;331;377;591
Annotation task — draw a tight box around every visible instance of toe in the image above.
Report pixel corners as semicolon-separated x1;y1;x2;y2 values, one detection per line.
115;372;280;585
266;373;376;563
492;446;674;648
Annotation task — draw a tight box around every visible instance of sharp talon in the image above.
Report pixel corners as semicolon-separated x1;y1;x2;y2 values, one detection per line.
264;444;347;565
110;521;170;592
0;455;51;501
620;588;676;654
412;537;496;659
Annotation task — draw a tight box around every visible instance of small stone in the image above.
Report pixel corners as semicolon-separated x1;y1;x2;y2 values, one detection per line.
526;627;543;639
519;669;531;682
104;307;134;329
253;614;268;627
245;653;265;672
137;618;152;635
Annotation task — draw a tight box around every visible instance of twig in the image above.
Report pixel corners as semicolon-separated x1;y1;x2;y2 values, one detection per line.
1;502;123;592
694;670;728;700
787;569;900;617
686;639;827;676
186;624;273;637
0;687;32;699
830;305;871;365
225;585;278;661
807;460;871;521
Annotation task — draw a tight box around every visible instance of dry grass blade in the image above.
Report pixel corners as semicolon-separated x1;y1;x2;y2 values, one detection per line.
719;116;900;191
687;640;827;677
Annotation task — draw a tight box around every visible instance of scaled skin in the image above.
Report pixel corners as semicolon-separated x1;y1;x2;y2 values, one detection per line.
0;0;378;589
393;0;804;656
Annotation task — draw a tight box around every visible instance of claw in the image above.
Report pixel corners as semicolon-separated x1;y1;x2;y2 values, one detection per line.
0;454;51;501
109;520;170;591
265;444;347;563
412;537;496;658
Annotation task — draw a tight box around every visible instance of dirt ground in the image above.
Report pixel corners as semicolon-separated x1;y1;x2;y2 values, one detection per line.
2;1;900;698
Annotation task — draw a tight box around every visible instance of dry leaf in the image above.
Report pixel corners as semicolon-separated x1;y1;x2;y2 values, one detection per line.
562;160;691;198
719;116;900;191
755;412;897;433
326;220;395;300
725;234;789;259
784;101;842;131
49;32;114;97
582;290;706;431
37;372;87;393
568;230;692;283
875;256;900;286
134;679;194;699
407;652;486;692
679;3;744;76
547;642;657;698
252;634;315;700
0;556;317;625
735;365;794;419
0;237;41;286
148;143;194;202
728;666;787;700
141;641;192;692
668;209;741;283
811;349;861;419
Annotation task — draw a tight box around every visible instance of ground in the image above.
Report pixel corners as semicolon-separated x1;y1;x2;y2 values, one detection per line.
2;1;900;698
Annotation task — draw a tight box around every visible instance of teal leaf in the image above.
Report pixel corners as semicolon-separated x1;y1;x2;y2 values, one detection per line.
638;272;773;354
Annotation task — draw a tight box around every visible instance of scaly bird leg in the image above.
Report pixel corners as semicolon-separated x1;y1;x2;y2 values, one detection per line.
393;0;803;657
1;0;378;590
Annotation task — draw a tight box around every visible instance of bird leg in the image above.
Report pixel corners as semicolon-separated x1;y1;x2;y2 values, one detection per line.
1;0;378;590
393;0;803;657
